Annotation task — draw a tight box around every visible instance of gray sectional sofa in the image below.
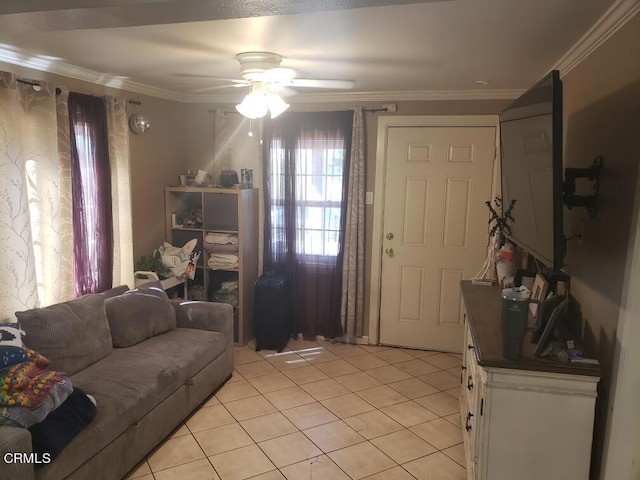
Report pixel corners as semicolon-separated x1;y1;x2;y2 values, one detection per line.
0;284;234;480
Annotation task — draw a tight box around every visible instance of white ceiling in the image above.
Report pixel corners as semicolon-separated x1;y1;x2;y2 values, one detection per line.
0;0;623;103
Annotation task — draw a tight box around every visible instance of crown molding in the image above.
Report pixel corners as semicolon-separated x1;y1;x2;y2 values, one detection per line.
186;88;524;104
553;0;640;76
0;47;187;102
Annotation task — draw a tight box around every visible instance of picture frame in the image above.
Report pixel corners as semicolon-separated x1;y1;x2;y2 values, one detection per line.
534;297;569;357
529;274;549;317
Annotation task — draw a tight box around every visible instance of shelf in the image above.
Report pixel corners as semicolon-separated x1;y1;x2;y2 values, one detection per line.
204;229;239;234
165;186;258;346
195;265;240;272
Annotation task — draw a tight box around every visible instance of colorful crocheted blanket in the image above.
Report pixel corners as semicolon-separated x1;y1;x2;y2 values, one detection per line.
0;348;67;409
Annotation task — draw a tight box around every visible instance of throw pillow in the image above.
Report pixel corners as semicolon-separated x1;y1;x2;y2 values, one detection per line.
0;322;27;370
105;286;177;348
103;285;130;299
16;294;113;376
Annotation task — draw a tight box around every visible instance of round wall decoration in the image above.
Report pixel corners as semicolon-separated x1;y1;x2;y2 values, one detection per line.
129;113;151;134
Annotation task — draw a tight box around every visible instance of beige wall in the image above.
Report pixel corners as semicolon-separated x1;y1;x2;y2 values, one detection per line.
560;13;640;479
127;97;187;260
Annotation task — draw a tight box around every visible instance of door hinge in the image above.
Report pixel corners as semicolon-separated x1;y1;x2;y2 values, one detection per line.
494;145;497;160
480;397;484;416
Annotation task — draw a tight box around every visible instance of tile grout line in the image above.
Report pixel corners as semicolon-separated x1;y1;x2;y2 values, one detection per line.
143;342;465;479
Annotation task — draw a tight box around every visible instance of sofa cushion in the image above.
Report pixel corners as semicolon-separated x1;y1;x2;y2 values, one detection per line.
16;294;112;376
62;328;227;473
105;286;177;348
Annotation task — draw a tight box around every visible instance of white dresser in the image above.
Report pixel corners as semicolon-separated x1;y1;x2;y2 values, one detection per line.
460;281;600;480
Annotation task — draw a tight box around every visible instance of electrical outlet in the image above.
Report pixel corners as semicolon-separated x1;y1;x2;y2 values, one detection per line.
366;192;374;204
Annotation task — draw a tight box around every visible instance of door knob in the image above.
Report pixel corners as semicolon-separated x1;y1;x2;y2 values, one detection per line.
385;232;394;240
385;247;394;257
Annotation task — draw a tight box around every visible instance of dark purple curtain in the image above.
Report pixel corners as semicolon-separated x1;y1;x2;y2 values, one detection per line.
68;92;113;296
263;111;353;339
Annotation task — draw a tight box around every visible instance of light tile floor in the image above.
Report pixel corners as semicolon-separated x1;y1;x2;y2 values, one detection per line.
126;339;466;480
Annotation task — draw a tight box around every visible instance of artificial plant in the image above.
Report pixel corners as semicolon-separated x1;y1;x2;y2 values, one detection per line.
486;196;516;248
135;250;172;279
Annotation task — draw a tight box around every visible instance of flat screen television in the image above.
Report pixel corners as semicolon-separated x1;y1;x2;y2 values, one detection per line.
500;70;564;271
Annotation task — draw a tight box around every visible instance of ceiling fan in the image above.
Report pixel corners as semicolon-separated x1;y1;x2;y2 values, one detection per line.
192;51;355;119
233;51;354;90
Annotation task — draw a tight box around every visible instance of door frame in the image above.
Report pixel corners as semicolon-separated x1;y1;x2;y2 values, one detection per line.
368;115;499;345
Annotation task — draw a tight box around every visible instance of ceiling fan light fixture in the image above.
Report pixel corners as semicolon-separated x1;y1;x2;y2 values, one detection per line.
236;89;289;120
235;90;268;119
266;92;290;119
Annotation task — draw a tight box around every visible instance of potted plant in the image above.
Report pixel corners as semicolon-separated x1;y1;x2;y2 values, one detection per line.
135;250;172;280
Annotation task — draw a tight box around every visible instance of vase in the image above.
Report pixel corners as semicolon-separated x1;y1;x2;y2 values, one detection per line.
495;259;516;286
495;241;516;286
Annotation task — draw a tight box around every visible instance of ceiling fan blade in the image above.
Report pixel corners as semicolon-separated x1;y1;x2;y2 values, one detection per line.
191;83;250;93
269;85;298;97
263;67;296;82
172;73;245;81
288;78;355;89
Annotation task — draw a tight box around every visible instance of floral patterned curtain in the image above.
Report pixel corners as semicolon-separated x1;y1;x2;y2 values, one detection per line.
106;97;134;289
0;72;74;320
341;108;366;339
0;72;134;320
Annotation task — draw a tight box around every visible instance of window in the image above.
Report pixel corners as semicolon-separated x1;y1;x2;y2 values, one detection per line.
68;92;113;296
72;124;102;272
262;110;353;339
269;136;347;261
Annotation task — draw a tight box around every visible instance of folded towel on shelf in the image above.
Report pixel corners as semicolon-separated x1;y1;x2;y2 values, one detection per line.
205;233;238;245
207;253;239;270
203;242;239;255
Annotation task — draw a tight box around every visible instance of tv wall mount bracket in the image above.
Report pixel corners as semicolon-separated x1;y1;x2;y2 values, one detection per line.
563;156;603;218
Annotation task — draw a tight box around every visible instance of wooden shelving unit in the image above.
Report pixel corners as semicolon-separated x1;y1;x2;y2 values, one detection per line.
165;186;258;346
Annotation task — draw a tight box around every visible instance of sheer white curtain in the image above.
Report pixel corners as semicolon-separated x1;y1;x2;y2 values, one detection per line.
0;72;74;320
341;108;366;339
106;97;134;288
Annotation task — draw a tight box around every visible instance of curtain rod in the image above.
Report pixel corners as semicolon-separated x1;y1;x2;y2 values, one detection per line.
16;79;142;105
16;78;41;87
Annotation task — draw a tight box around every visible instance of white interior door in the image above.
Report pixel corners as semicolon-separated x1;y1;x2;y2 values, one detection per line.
379;126;495;351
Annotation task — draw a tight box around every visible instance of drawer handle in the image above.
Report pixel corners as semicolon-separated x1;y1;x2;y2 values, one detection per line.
467;375;474;391
460;365;467;384
466;412;474;432
467;344;475;351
